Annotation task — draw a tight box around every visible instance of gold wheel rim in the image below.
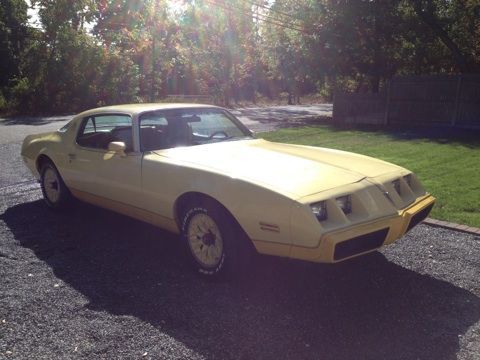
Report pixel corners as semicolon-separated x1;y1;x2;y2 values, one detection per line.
187;213;223;268
43;168;60;203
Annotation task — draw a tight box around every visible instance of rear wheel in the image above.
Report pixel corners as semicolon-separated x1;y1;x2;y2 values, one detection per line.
40;161;71;210
181;199;252;278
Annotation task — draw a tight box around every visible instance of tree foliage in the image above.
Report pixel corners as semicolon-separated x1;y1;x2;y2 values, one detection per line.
0;0;29;106
0;0;479;113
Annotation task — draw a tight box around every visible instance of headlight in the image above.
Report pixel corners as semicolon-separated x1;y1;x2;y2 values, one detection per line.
310;201;327;221
392;179;401;195
336;195;352;215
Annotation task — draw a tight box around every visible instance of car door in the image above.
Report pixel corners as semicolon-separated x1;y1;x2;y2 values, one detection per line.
65;113;142;207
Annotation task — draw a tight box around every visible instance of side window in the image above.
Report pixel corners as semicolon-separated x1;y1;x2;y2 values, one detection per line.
139;114;169;151
77;114;133;151
83;118;95;134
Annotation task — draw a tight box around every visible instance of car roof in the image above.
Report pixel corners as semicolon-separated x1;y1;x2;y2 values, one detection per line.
76;103;222;118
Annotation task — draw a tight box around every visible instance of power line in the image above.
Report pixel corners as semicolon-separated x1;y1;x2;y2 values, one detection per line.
204;0;310;34
7;1;313;36
208;0;303;29
246;0;305;23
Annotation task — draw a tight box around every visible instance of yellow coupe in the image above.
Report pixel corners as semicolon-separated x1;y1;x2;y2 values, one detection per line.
21;104;435;277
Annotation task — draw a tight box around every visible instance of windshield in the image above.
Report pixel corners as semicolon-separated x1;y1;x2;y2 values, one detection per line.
139;108;252;151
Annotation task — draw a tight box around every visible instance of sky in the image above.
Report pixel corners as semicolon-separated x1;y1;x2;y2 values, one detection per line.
26;0;41;28
25;0;188;29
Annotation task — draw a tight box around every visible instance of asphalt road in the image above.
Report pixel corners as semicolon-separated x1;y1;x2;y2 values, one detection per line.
1;105;479;360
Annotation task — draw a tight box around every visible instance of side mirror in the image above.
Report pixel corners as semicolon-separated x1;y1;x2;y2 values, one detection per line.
108;141;127;157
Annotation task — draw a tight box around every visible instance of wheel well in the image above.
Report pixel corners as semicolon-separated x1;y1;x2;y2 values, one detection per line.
174;192;212;226
174;192;249;239
36;154;53;172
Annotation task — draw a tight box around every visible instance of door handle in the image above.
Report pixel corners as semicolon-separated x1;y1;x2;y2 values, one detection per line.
68;153;76;160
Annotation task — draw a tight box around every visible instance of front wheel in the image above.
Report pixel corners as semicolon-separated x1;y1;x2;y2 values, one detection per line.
40;161;71;210
181;199;251;278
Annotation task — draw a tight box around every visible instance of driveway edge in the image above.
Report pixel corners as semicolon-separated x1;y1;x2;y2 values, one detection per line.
424;218;480;235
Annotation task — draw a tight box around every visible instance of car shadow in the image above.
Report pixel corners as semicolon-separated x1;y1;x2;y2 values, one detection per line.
2;200;479;360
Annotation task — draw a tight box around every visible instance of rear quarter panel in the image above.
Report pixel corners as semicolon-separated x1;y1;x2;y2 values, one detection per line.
21;132;67;179
21;117;80;180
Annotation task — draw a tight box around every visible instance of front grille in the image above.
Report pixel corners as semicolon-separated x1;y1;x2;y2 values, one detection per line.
406;203;434;233
334;228;389;261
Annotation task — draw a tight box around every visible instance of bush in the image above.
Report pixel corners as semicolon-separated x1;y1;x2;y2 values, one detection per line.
8;77;36;113
0;91;6;113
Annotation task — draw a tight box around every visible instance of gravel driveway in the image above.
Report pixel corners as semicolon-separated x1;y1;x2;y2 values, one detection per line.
1;105;479;359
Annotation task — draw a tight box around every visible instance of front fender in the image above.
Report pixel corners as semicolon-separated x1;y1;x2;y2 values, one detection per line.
141;155;296;253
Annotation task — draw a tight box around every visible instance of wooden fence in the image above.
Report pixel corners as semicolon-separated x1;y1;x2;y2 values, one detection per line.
333;74;480;128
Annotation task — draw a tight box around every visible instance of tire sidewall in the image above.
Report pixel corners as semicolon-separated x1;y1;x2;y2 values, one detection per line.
40;162;68;209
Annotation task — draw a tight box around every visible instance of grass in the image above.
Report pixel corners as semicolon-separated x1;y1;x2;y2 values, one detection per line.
261;125;480;228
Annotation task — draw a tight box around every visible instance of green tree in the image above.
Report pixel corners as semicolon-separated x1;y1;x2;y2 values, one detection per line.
408;0;479;72
94;0;179;101
177;0;261;105
0;0;29;107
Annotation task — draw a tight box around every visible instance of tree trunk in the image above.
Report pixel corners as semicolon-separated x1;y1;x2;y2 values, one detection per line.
371;75;380;93
410;0;471;72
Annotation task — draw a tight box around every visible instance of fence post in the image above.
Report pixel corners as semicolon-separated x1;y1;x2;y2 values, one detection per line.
451;74;463;127
332;89;338;123
383;79;392;125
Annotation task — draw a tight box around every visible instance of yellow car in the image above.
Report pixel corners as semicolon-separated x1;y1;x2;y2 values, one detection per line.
21;103;435;277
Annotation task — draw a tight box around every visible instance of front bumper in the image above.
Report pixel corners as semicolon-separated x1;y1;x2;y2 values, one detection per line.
290;194;435;263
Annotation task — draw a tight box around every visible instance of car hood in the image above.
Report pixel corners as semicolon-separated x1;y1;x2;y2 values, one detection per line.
152;139;404;198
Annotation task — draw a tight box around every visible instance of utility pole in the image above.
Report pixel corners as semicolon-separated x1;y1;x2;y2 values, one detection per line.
151;28;156;103
150;0;159;103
